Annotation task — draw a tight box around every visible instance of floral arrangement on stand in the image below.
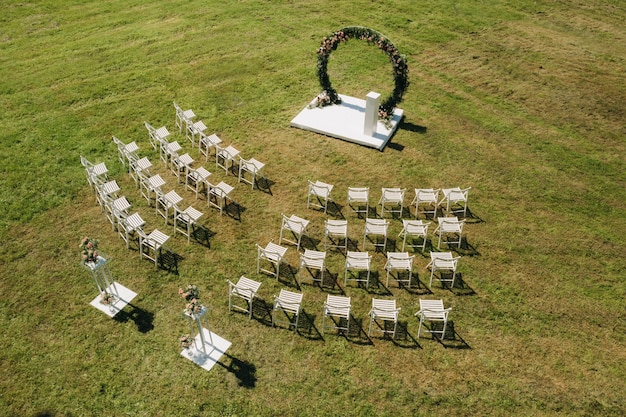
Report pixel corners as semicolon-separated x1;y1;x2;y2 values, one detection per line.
314;26;409;128
179;334;193;350
178;284;200;302
179;284;203;317
80;237;100;264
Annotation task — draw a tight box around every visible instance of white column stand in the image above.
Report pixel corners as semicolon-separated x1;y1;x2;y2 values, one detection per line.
363;91;381;136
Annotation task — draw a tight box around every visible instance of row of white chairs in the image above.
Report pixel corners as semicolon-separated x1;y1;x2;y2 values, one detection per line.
257;236;461;290
308;182;471;218
275;212;465;255
80;156;175;268
172;102;267;189
228;275;452;340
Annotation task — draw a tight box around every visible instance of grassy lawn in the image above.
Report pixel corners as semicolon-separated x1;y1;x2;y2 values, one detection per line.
1;0;625;416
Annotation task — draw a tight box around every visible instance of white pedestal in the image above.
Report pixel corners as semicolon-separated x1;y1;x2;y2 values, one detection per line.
364;92;381;136
180;328;231;372
89;282;137;318
290;94;403;151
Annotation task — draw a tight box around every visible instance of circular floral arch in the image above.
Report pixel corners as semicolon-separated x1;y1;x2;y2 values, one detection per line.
316;26;409;119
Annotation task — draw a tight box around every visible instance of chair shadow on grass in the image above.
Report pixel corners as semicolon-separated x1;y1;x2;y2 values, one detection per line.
300;234;322;252
157;249;183;274
224;200;246;222
298;269;346;296
369;320;421;349
388;271;434;296
323;316;375;346
419;320;471;349
113;303;155;333
326;201;345;219
439;236;481;258
216;352;258;388
433;272;476;296
255;176;275;196
189;224;217;248
250;298;323;340
276;264;300;290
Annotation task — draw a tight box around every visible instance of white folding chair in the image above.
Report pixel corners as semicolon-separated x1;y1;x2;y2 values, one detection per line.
368;298;400;339
322;295;351;335
307;180;333;213
215;144;240;175
439;187;471;217
257;241;288;279
347;187;369;218
434;216;465;249
385;252;415;288
428;251;461;288
144;121;170;150
238;157;265;189
129;156;152;189
412;188;440;218
117;212;145;250
279;214;310;251
173;101;195;133
199;133;223;161
156;189;183;225
324;219;348;252
398;219;430;252
186;119;207;147
298;249;326;285
378;187;406;218
227;276;262;319
139;229;170;269
140;173;165;206
272;289;303;331
112;136;139;168
415;299;452;339
344;251;372;289
208;181;234;215
80;156;108;191
363;218;389;252
170;152;194;184
186;166;212;200
174;206;204;243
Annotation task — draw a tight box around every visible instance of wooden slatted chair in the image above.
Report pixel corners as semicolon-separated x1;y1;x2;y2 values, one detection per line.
385;252;415;288
344;251;372;289
227;276;262;319
398;219;430;252
322;295;351;336
298;249;326;286
415;299;452;340
256;241;288;279
378;187;406;218
272;289;303;331
428;251;461;288
279;213;310;252
368;298;400;339
307;180;333;213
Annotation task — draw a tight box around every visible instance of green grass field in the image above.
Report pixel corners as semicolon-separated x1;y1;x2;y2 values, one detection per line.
1;1;625;416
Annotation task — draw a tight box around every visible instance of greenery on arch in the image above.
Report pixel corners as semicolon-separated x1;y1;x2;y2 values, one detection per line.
314;26;409;121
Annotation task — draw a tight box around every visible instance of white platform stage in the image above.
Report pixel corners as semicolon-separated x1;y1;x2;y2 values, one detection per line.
89;282;137;318
290;94;403;151
180;328;231;372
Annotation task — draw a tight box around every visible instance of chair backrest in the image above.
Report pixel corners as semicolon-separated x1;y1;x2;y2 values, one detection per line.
371;298;398;316
235;276;262;295
419;299;445;312
381;187;406;202
276;289;303;310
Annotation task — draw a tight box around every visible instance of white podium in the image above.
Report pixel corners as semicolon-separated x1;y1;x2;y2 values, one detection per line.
181;307;231;372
